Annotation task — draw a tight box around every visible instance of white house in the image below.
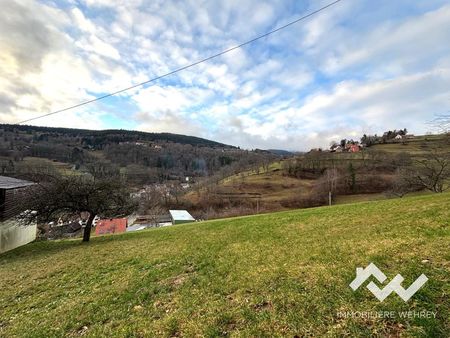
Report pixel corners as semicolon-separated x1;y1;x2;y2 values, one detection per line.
169;210;195;225
0;176;36;253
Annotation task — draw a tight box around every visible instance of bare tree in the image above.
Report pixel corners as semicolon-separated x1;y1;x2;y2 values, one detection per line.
325;167;339;205
411;150;450;193
359;148;370;168
387;168;418;198
162;182;185;207
429;113;450;134
263;160;270;173
21;174;137;242
138;187;166;225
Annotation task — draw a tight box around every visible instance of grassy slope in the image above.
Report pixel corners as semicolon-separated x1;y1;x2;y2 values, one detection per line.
186;161;317;210
219;168;314;202
370;134;449;156
1;194;449;337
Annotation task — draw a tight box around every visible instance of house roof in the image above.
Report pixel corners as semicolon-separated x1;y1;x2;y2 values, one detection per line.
169;210;195;221
126;224;148;232
0;176;34;190
95;218;127;235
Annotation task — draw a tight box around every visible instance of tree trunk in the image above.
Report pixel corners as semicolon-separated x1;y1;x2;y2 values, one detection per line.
82;213;95;242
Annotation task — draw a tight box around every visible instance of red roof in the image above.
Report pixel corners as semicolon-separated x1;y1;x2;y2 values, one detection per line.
95;218;127;235
349;144;360;152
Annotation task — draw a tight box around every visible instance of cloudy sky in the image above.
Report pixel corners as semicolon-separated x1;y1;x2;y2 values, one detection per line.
1;0;450;150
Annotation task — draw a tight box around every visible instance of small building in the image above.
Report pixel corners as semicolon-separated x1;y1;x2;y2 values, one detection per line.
126;214;172;232
133;214;171;225
349;144;360;153
0;176;36;253
169;210;195;225
47;221;82;239
95;218;127;235
395;134;403;140
126;224;148;232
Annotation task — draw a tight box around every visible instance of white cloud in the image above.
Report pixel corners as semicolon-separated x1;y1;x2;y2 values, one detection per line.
1;0;450;151
256;68;450;149
71;8;96;33
135;112;204;136
311;3;450;77
132;85;213;117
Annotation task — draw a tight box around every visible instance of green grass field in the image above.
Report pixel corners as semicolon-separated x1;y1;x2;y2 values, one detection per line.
1;193;449;337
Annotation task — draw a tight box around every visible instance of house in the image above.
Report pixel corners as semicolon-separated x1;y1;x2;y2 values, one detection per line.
126;214;172;231
47;221;82;239
126;224;148;232
395;134;403;140
169;210;195;225
329;143;339;152
95;218;127;235
349;144;360;153
0;176;36;253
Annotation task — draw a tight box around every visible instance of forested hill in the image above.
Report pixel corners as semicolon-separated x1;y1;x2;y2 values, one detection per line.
0;124;277;186
0;124;233;149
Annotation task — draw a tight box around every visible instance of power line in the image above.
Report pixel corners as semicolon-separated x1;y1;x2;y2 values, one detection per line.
17;0;343;124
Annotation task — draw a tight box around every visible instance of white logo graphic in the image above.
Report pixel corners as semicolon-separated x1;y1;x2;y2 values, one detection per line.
350;263;428;302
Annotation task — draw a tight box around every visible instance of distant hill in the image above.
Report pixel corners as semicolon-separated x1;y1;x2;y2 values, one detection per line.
266;149;294;156
0;124;276;186
0;124;234;148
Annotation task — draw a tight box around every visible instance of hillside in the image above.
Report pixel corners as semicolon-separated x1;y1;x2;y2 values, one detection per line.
0;124;233;148
187;134;449;217
0;124;276;186
1;193;449;336
369;134;449;156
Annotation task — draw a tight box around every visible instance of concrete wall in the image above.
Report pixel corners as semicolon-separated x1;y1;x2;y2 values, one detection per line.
0;219;36;254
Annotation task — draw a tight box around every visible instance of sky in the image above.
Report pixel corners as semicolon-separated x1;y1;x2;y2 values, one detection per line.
1;0;450;150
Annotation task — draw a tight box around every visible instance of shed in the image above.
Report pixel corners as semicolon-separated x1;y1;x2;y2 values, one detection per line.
0;176;36;253
169;210;195;225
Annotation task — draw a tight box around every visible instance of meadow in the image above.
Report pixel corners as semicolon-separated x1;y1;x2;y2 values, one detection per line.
1;193;449;337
